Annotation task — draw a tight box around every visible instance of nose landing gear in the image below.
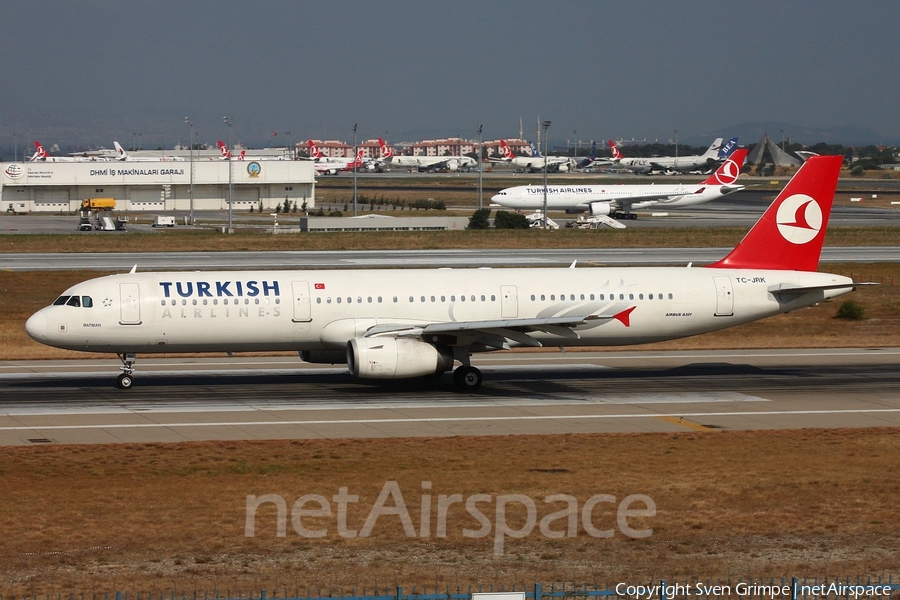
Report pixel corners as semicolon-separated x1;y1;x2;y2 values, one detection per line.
116;353;136;389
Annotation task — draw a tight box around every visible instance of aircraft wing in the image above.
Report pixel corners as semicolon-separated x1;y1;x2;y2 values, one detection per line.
363;309;635;349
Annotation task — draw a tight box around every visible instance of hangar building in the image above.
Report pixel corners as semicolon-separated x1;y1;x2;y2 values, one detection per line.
1;159;316;213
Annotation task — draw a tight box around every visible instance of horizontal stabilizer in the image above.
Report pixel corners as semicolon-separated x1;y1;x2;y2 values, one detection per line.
768;282;872;297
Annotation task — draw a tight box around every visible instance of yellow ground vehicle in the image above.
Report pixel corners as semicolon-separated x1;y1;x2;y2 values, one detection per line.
80;198;116;211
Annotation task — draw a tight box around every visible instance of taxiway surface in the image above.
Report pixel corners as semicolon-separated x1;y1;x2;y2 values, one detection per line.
1;349;897;445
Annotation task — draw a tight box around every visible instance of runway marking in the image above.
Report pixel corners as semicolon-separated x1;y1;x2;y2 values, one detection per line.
655;415;716;431
2;408;899;431
0;392;768;416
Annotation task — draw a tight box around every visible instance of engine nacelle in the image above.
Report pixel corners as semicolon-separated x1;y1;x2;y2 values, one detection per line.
347;337;454;379
589;202;613;216
299;350;347;364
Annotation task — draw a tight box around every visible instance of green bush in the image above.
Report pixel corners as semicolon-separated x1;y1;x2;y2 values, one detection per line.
493;210;530;229
836;299;865;320
468;208;491;230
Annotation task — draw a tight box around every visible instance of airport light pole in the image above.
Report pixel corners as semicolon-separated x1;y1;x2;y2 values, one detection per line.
13;133;16;162
223;116;234;234
542;120;551;230
285;131;292;159
352;123;358;217
185;117;194;225
477;124;483;210
674;129;678;158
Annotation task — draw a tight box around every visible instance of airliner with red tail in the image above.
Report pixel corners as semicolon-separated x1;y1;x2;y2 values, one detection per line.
491;149;749;225
25;156;856;391
489;140;575;172
378;138;476;172
306;140;369;174
216;141;285;161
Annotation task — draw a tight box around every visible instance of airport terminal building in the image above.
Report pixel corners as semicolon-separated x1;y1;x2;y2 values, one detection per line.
0;160;316;213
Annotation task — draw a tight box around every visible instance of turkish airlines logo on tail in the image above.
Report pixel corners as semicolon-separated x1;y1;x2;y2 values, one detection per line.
378;138;394;158
608;140;623;160
500;141;515;159
776;194;823;245
308;140;325;159
713;156;741;185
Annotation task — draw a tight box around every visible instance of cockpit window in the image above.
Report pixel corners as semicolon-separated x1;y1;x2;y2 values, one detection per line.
82;296;93;308
53;296;71;306
65;296;81;307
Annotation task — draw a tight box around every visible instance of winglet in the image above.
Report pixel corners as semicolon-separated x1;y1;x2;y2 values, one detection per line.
614;306;636;327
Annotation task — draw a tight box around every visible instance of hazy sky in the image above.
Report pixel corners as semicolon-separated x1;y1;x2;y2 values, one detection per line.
2;0;898;151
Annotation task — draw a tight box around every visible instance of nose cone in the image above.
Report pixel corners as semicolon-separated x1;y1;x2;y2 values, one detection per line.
25;310;47;342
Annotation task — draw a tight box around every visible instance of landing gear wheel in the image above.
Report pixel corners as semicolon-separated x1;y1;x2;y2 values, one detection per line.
116;373;134;389
453;366;483;391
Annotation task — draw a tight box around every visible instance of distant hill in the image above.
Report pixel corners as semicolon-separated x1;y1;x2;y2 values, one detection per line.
691;122;898;147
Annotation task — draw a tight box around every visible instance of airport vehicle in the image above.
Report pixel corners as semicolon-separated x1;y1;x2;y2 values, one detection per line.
489;140;576;173
80;198;117;211
609;137;737;174
153;216;176;227
491;150;748;225
113;142;185;162
377;138;476;172
77;217;93;231
25;156;855;391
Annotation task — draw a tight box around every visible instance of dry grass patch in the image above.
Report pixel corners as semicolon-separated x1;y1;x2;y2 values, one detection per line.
0;430;898;593
1;226;898;254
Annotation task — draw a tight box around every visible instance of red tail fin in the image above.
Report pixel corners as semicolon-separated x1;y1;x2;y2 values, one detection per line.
217;141;230;159
500;140;515;160
707;155;843;272
701;149;748;185
378;138;393;158
307;139;325;158
608;140;623;160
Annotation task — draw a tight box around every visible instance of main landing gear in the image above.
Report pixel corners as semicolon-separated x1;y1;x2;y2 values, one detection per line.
450;347;483;391
116;353;136;389
453;365;483;391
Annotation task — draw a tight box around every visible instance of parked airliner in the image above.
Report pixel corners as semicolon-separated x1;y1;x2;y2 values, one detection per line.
29;141;109;162
491;149;748;225
113;142;185;162
378;138;476;172
490;140;576;173
25;156;855;391
610;137;737;174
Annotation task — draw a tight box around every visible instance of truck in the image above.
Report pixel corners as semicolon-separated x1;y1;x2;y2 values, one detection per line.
152;215;176;227
80;198;116;211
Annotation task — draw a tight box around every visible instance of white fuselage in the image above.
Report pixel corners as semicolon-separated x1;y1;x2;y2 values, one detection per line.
26;266;852;355
491;183;741;211
502;155;574;172
618;154;717;173
385;155;476;170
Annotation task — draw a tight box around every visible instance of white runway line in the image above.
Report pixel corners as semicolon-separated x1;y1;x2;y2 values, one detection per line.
2;408;899;432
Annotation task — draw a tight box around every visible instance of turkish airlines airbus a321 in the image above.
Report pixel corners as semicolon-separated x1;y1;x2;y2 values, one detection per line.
26;156;856;391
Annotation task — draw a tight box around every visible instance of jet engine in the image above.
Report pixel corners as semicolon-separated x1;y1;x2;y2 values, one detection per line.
589;202;613;216
347;337;454;379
